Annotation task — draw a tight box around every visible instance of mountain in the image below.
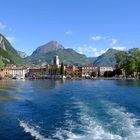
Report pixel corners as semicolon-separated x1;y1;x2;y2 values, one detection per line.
32;40;64;55
91;48;119;67
26;41;120;66
0;34;122;67
88;57;97;63
17;51;27;58
0;33;24;65
26;41;89;65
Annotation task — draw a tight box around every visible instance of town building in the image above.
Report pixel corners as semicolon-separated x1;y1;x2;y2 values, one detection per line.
0;69;4;78
28;67;41;77
10;67;29;79
65;65;81;77
45;55;66;79
0;64;16;78
27;56;65;79
98;67;113;76
28;66;48;78
0;64;29;79
48;55;61;75
82;64;99;77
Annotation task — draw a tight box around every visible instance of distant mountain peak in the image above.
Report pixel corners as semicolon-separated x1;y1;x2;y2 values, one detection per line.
47;40;64;49
26;40;89;65
48;40;61;44
17;51;27;58
107;48;117;51
92;48;119;67
32;40;64;55
103;48;118;54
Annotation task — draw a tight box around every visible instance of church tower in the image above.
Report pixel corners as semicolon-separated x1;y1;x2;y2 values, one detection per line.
53;55;60;66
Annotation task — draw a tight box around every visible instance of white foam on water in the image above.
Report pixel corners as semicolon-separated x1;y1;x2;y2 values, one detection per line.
53;128;84;140
104;101;140;140
18;98;140;140
19;119;49;140
74;100;123;140
72;98;140;140
52;103;85;140
52;99;124;140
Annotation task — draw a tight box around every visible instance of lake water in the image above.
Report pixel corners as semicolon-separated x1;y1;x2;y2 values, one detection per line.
0;79;140;140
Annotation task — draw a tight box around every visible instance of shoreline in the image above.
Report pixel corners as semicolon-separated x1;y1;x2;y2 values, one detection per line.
0;77;139;81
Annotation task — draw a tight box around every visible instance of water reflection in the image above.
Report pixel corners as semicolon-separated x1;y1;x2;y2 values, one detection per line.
0;80;13;89
115;80;140;87
0;79;65;101
31;79;64;91
0;80;25;101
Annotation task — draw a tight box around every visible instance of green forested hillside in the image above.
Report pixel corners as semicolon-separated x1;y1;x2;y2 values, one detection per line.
0;34;24;65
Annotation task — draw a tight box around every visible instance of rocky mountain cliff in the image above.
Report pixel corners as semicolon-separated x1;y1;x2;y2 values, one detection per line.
0;33;24;65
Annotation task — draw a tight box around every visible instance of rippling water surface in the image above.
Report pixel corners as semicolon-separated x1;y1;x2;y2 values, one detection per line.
0;79;140;140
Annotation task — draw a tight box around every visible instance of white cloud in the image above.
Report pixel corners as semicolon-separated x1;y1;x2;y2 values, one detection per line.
6;36;15;43
93;49;107;57
65;30;72;35
91;36;118;47
77;44;107;57
77;35;126;56
112;46;126;51
77;45;97;54
109;38;126;51
0;22;6;29
91;36;104;41
111;38;117;45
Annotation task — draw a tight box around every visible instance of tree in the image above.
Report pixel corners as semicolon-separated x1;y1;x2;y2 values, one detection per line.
104;71;113;77
115;48;140;77
128;48;140;76
90;72;97;77
125;57;136;76
138;59;140;73
0;59;5;69
114;69;122;76
60;62;64;75
128;48;140;58
115;51;127;69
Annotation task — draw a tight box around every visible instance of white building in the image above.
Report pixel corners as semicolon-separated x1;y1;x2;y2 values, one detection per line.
82;64;98;77
99;67;113;76
11;67;29;79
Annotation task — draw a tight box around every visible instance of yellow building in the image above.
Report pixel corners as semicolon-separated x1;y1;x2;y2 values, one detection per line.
4;68;12;77
0;69;4;78
4;64;17;78
0;68;12;78
48;64;60;75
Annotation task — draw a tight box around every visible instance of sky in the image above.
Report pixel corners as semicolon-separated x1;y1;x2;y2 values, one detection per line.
0;0;140;57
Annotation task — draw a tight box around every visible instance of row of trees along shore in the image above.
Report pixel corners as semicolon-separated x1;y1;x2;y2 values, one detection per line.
115;48;140;78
